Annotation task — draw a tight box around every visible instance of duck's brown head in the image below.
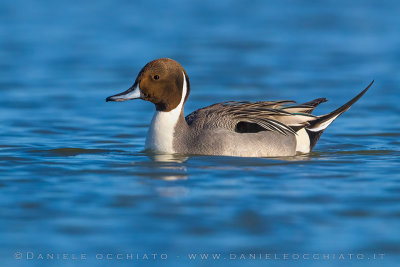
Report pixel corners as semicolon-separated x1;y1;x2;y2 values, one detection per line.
106;58;190;112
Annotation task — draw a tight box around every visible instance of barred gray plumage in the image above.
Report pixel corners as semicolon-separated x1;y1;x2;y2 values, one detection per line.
185;100;322;136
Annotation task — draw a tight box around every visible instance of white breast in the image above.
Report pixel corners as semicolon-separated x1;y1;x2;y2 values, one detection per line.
145;72;187;153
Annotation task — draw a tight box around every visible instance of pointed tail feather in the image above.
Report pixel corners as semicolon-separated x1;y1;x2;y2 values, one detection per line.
306;80;374;150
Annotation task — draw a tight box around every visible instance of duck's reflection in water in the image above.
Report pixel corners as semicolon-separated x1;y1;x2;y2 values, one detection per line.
143;151;314;182
135;151;315;197
142;152;189;197
146;152;189;181
147;152;189;164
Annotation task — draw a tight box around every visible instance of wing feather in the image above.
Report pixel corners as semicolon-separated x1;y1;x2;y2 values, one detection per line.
185;99;325;135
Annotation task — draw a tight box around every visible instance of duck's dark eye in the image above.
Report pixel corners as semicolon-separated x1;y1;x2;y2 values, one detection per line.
153;75;159;80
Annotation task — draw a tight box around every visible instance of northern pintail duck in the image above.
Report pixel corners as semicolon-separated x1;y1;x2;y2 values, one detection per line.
106;58;373;157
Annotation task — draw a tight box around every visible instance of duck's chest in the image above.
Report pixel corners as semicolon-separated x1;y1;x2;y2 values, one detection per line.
145;111;179;153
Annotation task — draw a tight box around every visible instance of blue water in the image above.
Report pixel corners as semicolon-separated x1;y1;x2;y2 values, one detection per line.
1;0;400;266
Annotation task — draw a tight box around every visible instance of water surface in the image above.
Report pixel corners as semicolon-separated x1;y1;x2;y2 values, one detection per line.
1;0;400;266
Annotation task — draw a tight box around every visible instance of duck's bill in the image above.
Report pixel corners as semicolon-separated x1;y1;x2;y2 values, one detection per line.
106;85;141;102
